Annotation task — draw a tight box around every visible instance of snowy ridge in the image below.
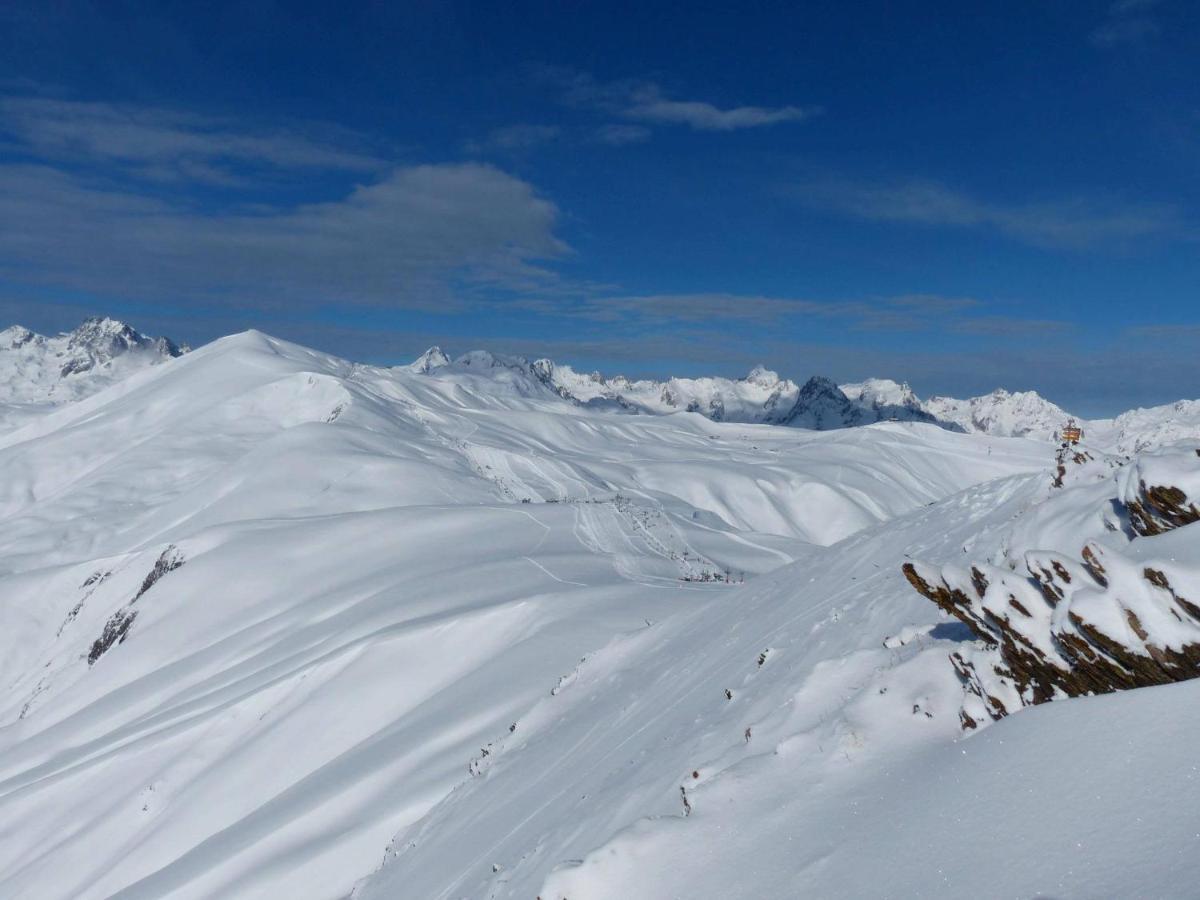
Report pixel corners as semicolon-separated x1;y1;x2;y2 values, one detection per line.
0;317;185;432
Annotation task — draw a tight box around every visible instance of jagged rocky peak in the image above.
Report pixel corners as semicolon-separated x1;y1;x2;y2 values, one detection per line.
743;364;783;387
841;377;922;411
529;358;556;382
59;316;185;377
407;345;451;374
0;325;40;350
0;317;188;423
783;376;860;429
798;374;845;398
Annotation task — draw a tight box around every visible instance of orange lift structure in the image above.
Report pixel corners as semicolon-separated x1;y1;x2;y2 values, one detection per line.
1059;418;1083;445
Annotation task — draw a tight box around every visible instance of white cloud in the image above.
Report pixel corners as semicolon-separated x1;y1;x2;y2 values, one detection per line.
539;68;818;135
623;86;817;131
0;96;385;182
0;162;566;309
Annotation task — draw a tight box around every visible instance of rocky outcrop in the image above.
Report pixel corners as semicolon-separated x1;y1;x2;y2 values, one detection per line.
904;446;1200;729
1120;451;1200;535
87;546;185;667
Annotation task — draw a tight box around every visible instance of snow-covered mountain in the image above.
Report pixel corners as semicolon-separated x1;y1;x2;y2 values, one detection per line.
402;347;1127;441
404;348;946;430
0;320;1098;442
1;322;1199;899
0;317;185;431
1088;398;1200;456
923;387;1073;439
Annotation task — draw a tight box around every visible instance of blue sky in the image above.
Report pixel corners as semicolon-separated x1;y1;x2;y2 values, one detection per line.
0;0;1197;413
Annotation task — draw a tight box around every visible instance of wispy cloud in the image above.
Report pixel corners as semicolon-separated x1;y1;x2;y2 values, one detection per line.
507;290;1067;340
1089;0;1163;47
560;293;853;325
622;85;818;131
1124;322;1200;340
540;67;819;135
465;123;561;154
948;316;1075;337
593;123;652;146
885;294;983;315
0;96;385;183
793;176;1179;249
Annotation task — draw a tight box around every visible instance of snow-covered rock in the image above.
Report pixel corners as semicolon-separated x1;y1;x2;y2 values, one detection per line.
404;345;450;374
904;443;1200;728
840;376;928;419
923;387;1071;439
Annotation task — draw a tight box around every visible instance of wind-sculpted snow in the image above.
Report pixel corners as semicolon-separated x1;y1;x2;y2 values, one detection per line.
0;329;1052;899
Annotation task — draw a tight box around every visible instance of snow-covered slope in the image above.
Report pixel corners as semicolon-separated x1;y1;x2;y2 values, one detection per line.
356;438;1200;900
0;329;1049;899
0;317;185;432
351;440;1200;899
1;324;1198;900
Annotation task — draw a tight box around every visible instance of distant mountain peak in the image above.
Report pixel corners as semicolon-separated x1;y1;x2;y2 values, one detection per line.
743;364;782;387
0;317;187;429
59;317;185;377
0;326;39;351
924;387;1068;439
407;345;451;374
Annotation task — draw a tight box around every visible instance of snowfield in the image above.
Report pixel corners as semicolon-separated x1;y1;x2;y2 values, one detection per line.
0;322;1198;899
